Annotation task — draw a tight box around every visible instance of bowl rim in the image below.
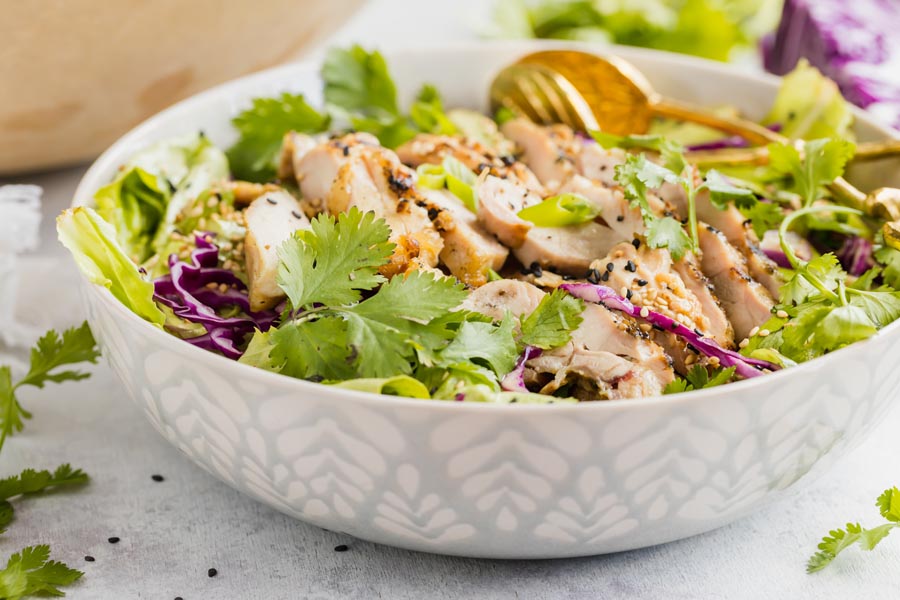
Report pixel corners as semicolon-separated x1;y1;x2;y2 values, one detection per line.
71;39;900;412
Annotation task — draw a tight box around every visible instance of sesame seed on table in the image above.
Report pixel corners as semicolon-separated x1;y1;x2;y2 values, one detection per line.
2;1;899;598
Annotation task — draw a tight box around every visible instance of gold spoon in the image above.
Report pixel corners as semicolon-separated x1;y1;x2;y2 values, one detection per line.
489;49;900;227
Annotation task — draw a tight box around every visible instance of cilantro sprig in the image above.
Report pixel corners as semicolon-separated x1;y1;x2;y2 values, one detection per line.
808;487;900;573
0;545;83;599
1;323;100;453
606;134;754;259
664;364;736;394
0;465;88;534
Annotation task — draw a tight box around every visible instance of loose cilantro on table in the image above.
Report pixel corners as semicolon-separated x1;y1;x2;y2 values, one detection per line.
808;487;900;573
226;93;331;182
0;465;88;534
0;545;83;600
1;323;100;453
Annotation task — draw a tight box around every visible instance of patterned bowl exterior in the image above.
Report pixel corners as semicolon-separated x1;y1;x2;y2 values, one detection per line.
73;42;900;558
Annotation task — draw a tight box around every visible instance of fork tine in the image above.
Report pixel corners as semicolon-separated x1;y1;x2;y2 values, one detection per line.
513;72;555;125
531;69;572;127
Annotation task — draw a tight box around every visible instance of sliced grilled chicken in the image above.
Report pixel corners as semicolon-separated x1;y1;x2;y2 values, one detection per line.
327;144;444;277
463;280;674;399
698;223;775;340
662;186;783;299
243;191;310;311
575;143;626;188
419;188;508;287
672;254;734;346
277;131;319;182
396;133;544;193
476;175;543;248
290;132;381;207
558;174;645;240
514;222;616;277
500;119;576;190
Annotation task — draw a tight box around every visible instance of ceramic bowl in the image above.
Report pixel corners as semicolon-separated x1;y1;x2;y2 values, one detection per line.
0;0;363;175
71;42;900;558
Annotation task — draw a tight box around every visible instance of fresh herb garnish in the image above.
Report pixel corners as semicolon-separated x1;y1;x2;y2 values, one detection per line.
807;487;900;573
1;323;100;453
0;465;88;534
226;93;330;182
0;545;83;599
767;138;855;208
664;364;736;394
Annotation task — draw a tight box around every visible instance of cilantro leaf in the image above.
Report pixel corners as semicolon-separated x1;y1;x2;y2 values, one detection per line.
342;272;468;377
0;545;83;599
768;139;855;208
646;216;692;260
323;45;400;121
1;324;99;452
237;329;280;372
440;315;518;376
780;254;843;306
740;201;784;239
270;317;355;381
874;245;900;289
409;84;457;135
276;208;393;310
704;170;757;209
664;365;735;394
0;465;89;535
808;486;900;573
519;289;584;349
226;93;330;182
590;131;686;172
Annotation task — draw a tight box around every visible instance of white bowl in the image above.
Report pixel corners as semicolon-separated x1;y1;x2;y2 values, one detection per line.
72;41;900;558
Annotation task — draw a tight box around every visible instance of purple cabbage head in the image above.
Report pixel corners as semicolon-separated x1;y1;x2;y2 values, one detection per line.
153;234;278;359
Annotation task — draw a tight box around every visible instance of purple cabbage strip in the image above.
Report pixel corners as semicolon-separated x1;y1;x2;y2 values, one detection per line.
500;345;543;392
559;283;779;379
153;234;278;359
685;124;782;152
836;236;875;276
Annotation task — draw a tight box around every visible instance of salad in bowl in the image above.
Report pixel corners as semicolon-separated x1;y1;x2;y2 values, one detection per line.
58;45;900;404
56;42;900;558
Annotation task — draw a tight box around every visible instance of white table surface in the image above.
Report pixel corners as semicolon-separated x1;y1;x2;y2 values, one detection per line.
3;1;900;598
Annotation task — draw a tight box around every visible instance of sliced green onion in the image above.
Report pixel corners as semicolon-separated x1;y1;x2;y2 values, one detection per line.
517;193;600;227
442;156;478;212
486;268;503;282
416;163;446;189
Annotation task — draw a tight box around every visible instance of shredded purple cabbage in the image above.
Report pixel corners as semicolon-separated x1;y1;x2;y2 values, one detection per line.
500;345;543;392
760;230;813;269
559;283;779;379
836;236;875;276
685;124;782;152
153;234;277;359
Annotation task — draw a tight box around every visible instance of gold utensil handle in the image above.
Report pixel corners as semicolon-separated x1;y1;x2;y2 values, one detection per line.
653;98;783;145
689;140;900;167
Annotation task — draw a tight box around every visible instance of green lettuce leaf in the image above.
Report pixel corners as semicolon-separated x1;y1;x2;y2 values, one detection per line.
764;60;855;140
57;207;165;325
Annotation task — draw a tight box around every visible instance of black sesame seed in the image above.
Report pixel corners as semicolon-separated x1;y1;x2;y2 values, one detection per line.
266;197;277;205
427;207;440;221
600;271;610;282
586;268;601;284
625;289;633;300
616;215;625;222
291;210;303;220
686;343;698;353
208;568;218;578
632;238;641;249
334;544;349;552
605;262;614;272
500;154;516;166
151;474;164;482
308;374;324;383
694;328;703;337
637;279;648;286
520;265;533;275
108;537;120;544
562;274;575;280
625;260;636;272
670;322;678;330
84;556;95;562
529;262;543;278
342;145;350;157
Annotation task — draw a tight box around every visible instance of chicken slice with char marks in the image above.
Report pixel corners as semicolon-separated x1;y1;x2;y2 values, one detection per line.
243;191;311;312
462;280;674;399
500;119;576;191
326;142;443;277
698;223;775;340
476;175;542;248
661;185;783;299
418;188;508;287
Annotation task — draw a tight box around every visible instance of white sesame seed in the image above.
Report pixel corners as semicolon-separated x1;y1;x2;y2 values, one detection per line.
759;329;770;337
749;326;760;337
739;338;749;348
639;307;649;318
776;310;788;319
